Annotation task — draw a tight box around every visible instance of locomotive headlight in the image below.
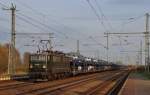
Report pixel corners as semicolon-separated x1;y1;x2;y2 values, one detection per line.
42;65;46;68
30;65;33;68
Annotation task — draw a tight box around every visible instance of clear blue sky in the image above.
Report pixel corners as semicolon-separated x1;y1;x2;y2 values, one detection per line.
0;0;150;64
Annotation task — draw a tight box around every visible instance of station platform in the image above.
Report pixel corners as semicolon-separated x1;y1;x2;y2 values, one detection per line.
119;71;150;95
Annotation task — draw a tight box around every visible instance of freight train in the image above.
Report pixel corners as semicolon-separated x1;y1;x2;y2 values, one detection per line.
29;50;122;81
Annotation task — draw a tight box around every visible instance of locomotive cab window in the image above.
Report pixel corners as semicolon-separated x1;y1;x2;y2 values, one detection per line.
30;55;46;62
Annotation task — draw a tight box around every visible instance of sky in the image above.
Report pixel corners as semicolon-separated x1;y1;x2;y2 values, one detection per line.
0;0;150;65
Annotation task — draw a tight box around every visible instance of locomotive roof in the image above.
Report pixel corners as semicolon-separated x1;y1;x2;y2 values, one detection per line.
31;50;66;55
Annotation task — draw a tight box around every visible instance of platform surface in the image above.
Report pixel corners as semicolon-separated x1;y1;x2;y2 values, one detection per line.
119;72;150;95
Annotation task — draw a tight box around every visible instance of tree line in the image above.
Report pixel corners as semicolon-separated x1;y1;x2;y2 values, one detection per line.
0;43;29;74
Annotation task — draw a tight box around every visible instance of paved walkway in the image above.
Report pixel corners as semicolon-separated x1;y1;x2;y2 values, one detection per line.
119;72;150;95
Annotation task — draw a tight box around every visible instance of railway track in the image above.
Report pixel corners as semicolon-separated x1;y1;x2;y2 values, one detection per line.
81;71;130;95
39;70;128;95
33;70;128;95
16;71;115;95
0;81;34;91
0;70;129;95
27;71;118;95
22;70;125;95
0;71;108;94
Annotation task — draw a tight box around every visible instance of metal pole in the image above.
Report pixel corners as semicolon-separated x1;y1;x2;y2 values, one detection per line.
11;4;16;74
106;33;109;64
145;13;149;72
5;4;16;75
45;53;48;78
49;33;52;51
77;40;80;57
8;43;11;74
140;41;142;65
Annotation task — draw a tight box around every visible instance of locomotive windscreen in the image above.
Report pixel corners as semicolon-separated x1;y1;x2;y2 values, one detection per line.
29;54;47;69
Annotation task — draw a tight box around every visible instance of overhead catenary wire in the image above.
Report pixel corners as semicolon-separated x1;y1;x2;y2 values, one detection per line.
15;0;109;51
89;36;107;48
0;1;72;40
15;12;102;54
16;15;48;32
15;0;84;38
16;17;72;42
16;13;69;38
85;0;111;56
86;0;109;32
15;0;47;18
0;1;114;59
120;14;144;32
15;0;108;42
94;0;114;31
86;0;111;62
0;1;9;9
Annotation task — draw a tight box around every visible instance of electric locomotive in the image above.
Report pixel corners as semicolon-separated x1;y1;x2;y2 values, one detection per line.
29;51;72;81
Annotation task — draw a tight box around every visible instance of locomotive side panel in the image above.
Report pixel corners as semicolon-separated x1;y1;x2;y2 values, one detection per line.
46;54;71;79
